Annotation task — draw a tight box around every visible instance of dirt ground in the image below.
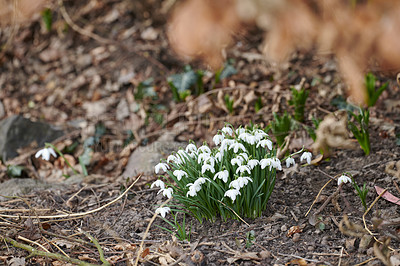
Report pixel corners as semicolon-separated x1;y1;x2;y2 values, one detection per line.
1;1;400;265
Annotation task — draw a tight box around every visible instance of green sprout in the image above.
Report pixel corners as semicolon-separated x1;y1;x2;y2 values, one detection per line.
365;73;388;107
156;209;191;241
270;112;292;147
288;86;309;122
224;95;234;114
348;107;370;155
167;66;204;102
339;173;369;211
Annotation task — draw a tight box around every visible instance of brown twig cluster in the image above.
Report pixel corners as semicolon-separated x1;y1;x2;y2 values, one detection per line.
168;0;400;104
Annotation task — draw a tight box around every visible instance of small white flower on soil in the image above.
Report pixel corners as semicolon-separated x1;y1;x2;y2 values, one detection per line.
173;170;188;181
158;187;173;199
300;152;312;165
155;207;171;218
260;158;273;170
221;126;233;136
214;170;229;183
224;189;241;202
155;163;170;174
35;147;57;161
229;142;246;153
257;139;273;150
338;175;353;186
151;180;165;190
271;157;282;171
286;157;295;168
213;134;224;146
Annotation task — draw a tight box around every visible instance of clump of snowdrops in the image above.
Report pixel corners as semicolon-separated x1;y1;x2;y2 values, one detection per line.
153;124;312;221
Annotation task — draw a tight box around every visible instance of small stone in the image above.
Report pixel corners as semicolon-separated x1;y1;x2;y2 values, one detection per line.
292;233;300;242
308;246;315;251
259;250;271;259
280;224;288;232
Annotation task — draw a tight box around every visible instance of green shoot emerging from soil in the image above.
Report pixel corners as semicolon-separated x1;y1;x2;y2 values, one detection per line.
348;107;370;155
338;173;369;211
152;124;312;222
155;208;191;241
270;112;292;148
365;73;388;107
288;86;309;122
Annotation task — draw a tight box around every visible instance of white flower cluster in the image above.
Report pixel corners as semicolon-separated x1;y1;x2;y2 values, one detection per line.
152;125;313;217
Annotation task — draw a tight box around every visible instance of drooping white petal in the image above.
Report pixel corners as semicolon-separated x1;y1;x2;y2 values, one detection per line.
155;207;171;218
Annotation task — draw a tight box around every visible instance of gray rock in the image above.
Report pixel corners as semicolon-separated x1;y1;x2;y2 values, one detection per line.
0;178;60;201
122;132;185;177
0;115;64;161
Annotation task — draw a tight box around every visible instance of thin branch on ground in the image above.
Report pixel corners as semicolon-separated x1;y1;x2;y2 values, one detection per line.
79;229;110;266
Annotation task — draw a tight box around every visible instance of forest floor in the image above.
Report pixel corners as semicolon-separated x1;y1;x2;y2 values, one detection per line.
1;1;400;265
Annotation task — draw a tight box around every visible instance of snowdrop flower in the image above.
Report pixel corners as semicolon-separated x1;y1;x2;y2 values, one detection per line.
186;177;209;196
253;130;268;142
202;164;215;174
220;139;235;152
177;149;189;160
198;153;211;164
155;207;171;218
257;139;273;150
155;163;170;174
286;157;295;168
221;126;233;136
231;157;243;166
224;189;241;202
230;176;253;190
236;165;251;175
151;180;165;190
338;175;353;186
236;127;246;136
204;156;215;167
260;158;273;170
215;151;223;162
229;142;246;153
238;132;256;145
194;177;209;186
214;170;229;183
185;143;197;154
247;159;259;169
213;134;224;146
167;155;182;164
35;147;57;161
300;152;312;165
186;186;198;197
198;145;211;154
158;187;173;199
271;157;282;171
173;170;188;181
238;153;249;161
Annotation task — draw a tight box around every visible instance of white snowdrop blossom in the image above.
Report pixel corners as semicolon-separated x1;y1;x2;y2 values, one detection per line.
155;207;171;218
236;165;251;175
253;130;268;142
198;153;211;164
231;157;243;166
257;139;273;150
230;176;253;190
338;175;353;186
229;142;247;153
236;127;246;136
213;134;224;146
247;159;259;169
214;170;229;183
204;156;215;167
271;157;282;171
167;155;182;164
35;147;57;161
300;152;313;165
198;145;211;154
185;143;197;154
150;180;165;190
194;177;210;187
202;164;215;174
177;149;189;160
260;158;273;170
186;177;209;196
221;126;233;136
173;170;188;181
286;157;295;168
186;186;198;197
215;151;223;162
238;153;249;161
155;163;170;174
224;189;241;202
239;132;256;145
158;187;173;199
220;139;235;152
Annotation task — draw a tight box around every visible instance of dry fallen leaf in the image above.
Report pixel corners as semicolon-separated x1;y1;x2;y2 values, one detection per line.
375;186;400;206
286;258;308;266
286;225;303;237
